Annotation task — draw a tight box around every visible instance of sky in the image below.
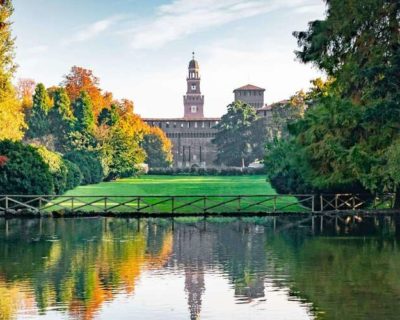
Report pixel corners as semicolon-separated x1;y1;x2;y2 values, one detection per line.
13;0;326;118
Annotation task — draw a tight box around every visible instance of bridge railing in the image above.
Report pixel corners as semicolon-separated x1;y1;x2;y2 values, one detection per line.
0;193;397;215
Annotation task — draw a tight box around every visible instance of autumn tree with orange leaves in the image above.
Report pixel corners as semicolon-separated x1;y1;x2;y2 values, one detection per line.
62;66;113;118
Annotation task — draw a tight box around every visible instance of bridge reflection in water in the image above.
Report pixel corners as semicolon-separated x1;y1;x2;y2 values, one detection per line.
0;216;400;319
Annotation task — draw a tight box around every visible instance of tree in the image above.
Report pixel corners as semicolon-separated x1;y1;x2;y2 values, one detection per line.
62;66;110;117
266;0;400;201
16;78;35;109
0;0;26;140
212;101;258;167
98;104;120;126
26;83;51;138
48;87;75;152
142;127;173;168
72;91;95;134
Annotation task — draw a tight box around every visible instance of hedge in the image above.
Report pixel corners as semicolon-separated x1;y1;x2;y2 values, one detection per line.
64;150;104;185
148;167;266;176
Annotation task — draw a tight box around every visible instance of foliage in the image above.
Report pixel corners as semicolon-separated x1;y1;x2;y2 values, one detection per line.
72;91;95;134
36;146;68;194
64;150;103;185
48;87;75;152
148;167;265;176
212;101;259;167
98;104;119;126
0;0;26;141
64;159;82;190
142;126;173;168
62;66;112;118
267;0;400;198
0;140;54;195
26;83;51;139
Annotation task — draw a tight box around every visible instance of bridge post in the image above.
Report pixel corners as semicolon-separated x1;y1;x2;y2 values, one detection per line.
312;195;315;213
5;196;8;213
320;195;323;212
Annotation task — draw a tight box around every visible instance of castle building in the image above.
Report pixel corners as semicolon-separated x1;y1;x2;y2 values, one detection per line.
144;54;220;168
233;84;265;109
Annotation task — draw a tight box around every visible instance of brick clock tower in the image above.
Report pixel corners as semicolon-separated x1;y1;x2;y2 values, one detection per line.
183;52;204;118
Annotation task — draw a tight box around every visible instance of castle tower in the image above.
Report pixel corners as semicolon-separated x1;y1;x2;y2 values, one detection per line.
183;52;204;118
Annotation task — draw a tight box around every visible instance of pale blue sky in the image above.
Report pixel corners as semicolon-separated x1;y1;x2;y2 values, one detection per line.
13;0;325;117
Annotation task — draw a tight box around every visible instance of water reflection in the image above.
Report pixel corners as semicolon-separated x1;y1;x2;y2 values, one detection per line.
0;216;399;320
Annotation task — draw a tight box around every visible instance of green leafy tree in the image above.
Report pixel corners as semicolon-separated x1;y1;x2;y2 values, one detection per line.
0;0;26;140
212;101;258;167
267;0;400;203
48;87;75;152
142;133;173;168
104;127;143;180
26;83;51;138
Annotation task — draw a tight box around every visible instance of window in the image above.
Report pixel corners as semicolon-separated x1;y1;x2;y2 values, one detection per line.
166;122;169;128
191;84;196;90
191;105;197;113
194;122;198;128
201;122;205;128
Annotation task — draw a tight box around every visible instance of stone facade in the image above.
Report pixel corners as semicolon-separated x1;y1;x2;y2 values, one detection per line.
144;54;220;168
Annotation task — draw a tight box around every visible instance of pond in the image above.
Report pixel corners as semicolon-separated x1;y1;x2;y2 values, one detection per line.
0;216;399;320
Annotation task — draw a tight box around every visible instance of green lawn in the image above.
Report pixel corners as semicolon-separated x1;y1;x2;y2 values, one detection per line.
48;175;306;214
65;175;273;196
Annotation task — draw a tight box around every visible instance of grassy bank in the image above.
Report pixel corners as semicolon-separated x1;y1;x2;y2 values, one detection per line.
45;175;304;214
65;175;273;196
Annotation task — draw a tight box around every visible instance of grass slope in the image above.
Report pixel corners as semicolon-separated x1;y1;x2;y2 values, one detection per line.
65;175;273;196
53;175;304;214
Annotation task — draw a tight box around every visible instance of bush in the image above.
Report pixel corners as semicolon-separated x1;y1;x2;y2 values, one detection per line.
147;167;265;176
36;146;69;194
0;140;54;195
64;159;82;190
64;150;103;185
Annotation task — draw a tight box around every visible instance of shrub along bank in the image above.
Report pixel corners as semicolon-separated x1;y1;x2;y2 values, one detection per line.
0;140;95;195
148;167;265;176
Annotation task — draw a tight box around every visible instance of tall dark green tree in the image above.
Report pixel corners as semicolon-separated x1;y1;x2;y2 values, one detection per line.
212;101;258;167
48;87;75;152
26;83;51;138
72;91;95;134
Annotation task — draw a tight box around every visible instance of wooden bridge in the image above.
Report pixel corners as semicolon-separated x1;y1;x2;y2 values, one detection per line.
0;193;397;217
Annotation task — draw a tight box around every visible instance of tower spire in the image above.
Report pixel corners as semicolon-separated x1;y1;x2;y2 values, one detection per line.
192;51;195;60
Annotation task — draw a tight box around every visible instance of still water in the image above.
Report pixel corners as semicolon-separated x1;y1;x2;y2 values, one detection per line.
0;216;399;320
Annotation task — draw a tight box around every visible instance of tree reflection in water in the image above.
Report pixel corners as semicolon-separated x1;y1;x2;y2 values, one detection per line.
0;216;399;320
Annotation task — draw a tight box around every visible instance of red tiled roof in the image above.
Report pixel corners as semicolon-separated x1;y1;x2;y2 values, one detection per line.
234;84;265;91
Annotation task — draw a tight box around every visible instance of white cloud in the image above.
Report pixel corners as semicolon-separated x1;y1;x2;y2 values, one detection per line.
126;0;317;49
62;16;122;45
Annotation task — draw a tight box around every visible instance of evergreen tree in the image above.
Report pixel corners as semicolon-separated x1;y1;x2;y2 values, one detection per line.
26;83;51;138
212;101;258;167
72;91;95;134
0;0;26;140
98;104;120;126
48;87;75;152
